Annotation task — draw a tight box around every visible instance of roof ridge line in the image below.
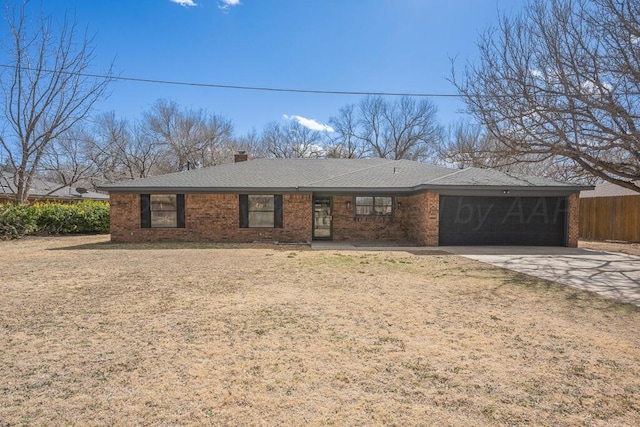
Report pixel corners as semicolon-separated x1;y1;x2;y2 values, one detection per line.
424;167;470;184
299;159;398;187
495;168;540;186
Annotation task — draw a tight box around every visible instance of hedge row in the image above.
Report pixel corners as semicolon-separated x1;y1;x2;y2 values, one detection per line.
0;201;110;239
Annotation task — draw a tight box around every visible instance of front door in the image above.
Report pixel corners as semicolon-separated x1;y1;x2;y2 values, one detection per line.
313;196;333;240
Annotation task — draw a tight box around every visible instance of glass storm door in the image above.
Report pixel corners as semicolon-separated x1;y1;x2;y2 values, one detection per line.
313;196;332;240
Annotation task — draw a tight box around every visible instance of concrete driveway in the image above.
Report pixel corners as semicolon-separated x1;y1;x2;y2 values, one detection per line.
443;246;640;307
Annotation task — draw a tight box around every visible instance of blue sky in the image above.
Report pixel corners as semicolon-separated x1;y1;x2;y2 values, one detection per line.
29;0;527;135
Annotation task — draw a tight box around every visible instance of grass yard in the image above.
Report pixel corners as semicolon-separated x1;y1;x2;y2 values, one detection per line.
1;235;639;426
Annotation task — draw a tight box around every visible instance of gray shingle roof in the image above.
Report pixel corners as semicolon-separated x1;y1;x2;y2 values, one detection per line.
0;174;109;201
98;158;589;193
580;182;640;198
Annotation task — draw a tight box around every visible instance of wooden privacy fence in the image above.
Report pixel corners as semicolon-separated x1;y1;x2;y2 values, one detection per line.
580;195;640;242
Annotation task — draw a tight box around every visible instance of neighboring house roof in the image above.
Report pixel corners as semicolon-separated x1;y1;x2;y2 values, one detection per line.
0;173;109;201
99;158;590;194
580;182;640;198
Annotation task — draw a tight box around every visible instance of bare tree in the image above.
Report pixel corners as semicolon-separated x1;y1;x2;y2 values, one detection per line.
438;121;598;183
0;1;112;202
329;96;444;161
453;0;640;191
86;112;164;183
40;126;96;189
142;99;234;172
326;104;367;158
231;128;268;160
438;122;502;169
87;103;238;184
261;121;325;158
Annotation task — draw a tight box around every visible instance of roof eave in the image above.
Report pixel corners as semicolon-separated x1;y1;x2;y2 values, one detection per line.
300;186;417;194
100;186;419;194
419;184;594;192
99;186;303;193
98;183;592;194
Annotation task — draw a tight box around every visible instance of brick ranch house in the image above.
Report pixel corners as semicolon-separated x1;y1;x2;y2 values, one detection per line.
99;156;591;247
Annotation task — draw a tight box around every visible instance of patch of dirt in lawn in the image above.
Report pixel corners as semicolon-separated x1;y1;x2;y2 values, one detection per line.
1;235;639;426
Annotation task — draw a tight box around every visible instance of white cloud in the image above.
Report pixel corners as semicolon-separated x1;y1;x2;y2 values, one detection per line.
283;114;334;133
529;69;543;79
170;0;242;10
218;0;241;9
170;0;197;6
581;79;613;94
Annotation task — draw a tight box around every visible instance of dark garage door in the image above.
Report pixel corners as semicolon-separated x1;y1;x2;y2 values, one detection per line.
439;196;567;246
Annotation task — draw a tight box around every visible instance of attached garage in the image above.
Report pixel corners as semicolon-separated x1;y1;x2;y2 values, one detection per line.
439;196;568;246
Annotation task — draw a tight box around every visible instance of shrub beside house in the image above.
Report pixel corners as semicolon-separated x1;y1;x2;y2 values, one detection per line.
0;173;110;239
0;201;110;239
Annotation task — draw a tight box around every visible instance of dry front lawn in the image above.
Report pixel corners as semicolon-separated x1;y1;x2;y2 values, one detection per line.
1;235;639;426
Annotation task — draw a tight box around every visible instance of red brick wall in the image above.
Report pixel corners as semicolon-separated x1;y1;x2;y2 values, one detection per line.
331;195;410;242
330;193;439;246
110;193;312;243
399;192;439;246
567;192;579;248
109;193;139;242
111;191;578;246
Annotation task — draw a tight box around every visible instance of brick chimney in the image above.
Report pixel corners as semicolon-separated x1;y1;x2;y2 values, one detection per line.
234;151;248;163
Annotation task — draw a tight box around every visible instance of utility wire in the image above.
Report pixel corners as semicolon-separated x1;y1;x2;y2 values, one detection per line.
0;63;463;98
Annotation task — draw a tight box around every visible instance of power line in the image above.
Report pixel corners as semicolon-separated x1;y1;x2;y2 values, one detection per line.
0;63;463;98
